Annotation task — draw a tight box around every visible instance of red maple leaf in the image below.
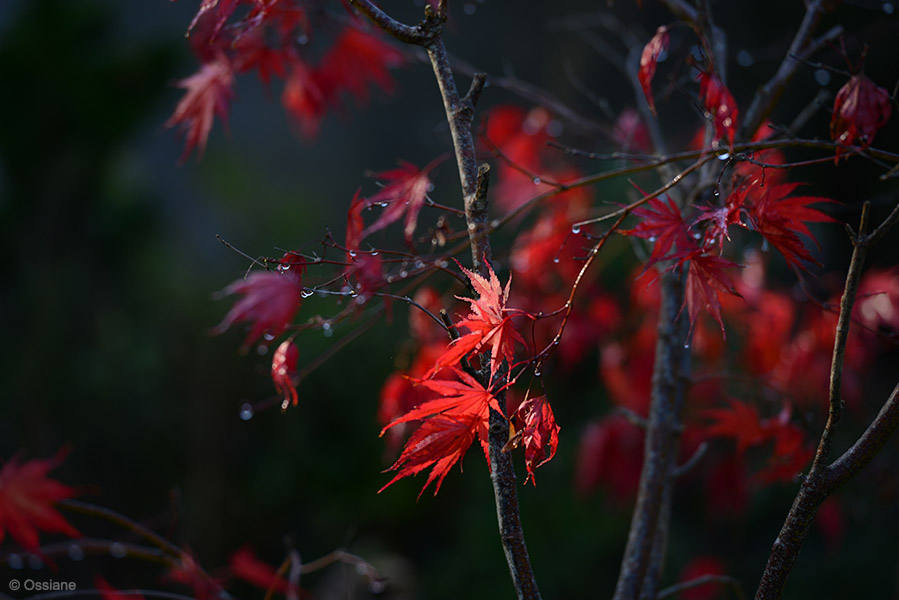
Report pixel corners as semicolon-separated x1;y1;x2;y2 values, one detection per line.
638;26;669;115
430;261;525;379
684;251;742;335
361;161;435;242
380;368;499;496
620;195;693;271
702;398;767;454
345;189;365;252
0;450;79;552
281;57;327;139
742;180;837;271
697;69;738;147
213;268;303;349
831;73;892;160
167;54;234;160
229;547;296;596
271;340;299;407
317;28;404;107
186;0;241;39
513;395;560;485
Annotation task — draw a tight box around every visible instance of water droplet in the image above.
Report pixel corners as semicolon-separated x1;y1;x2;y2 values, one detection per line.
437;260;448;268
553;257;560;264
717;153;730;161
369;580;386;594
27;554;44;570
297;33;309;45
414;260;424;269
693;232;703;240
399;270;408;278
736;50;754;67
378;202;389;208
279;263;290;271
256;344;268;356
885;2;895;14
761;238;770;252
68;544;85;561
263;333;275;341
322;321;333;337
355;295;367;305
370;250;379;256
386;275;395;283
239;403;254;421
532;177;542;185
301;289;313;298
683;342;691;349
648;236;657;243
7;553;23;570
815;69;831;86
426;183;435;192
110;543;128;559
713;189;720;196
534;369;542;377
571;225;581;234
349;250;357;258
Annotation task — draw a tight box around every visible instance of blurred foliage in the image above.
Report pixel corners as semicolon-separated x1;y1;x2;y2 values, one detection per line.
1;0;898;599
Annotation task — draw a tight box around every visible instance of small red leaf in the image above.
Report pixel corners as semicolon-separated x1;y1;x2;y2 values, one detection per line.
167;54;234;160
620;195;693;271
281;57;326;139
638;26;669;115
362;161;434;242
514;395;560;485
0;450;79;552
684;251;742;336
831;73;892;160
213;269;303;349
697;69;738;147
271;340;299;407
229;547;296;596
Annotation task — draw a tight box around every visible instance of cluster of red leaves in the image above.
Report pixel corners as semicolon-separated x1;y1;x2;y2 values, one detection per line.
702;399;813;484
169;1;403;158
0;451;79;552
379;262;558;495
697;68;739;147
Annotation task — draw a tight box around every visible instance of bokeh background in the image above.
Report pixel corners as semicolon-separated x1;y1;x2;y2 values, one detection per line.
2;0;899;598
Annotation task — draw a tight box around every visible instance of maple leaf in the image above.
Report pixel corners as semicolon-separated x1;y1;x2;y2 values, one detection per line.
742;180;837;271
271;340;299;407
0;450;79;552
612;108;652;153
831;73;892;160
213;268;303;349
702;398;767;454
345;189;365;253
229;547;296;596
684;251;742;335
430;261;525;379
638;26;669;115
316;28;404;107
697;69;738;147
281;57;327;139
361;161;434;242
94;577;146;600
167;54;234;160
186;0;240;39
620;195;693;271
513;395;560;485
381;368;499;496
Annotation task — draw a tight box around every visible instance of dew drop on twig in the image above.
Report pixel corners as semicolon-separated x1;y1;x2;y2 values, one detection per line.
239;403;254;421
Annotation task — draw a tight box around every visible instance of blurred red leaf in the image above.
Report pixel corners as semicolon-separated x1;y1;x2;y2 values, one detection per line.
684;251;742;335
167;54;234;160
638;26;669;115
271;340;299;407
213;269;302;349
0;450;79;552
831;73;892;160
229;547;295;596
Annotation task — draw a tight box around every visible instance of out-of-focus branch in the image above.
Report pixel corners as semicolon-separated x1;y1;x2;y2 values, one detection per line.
754;198;899;600
738;0;841;139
